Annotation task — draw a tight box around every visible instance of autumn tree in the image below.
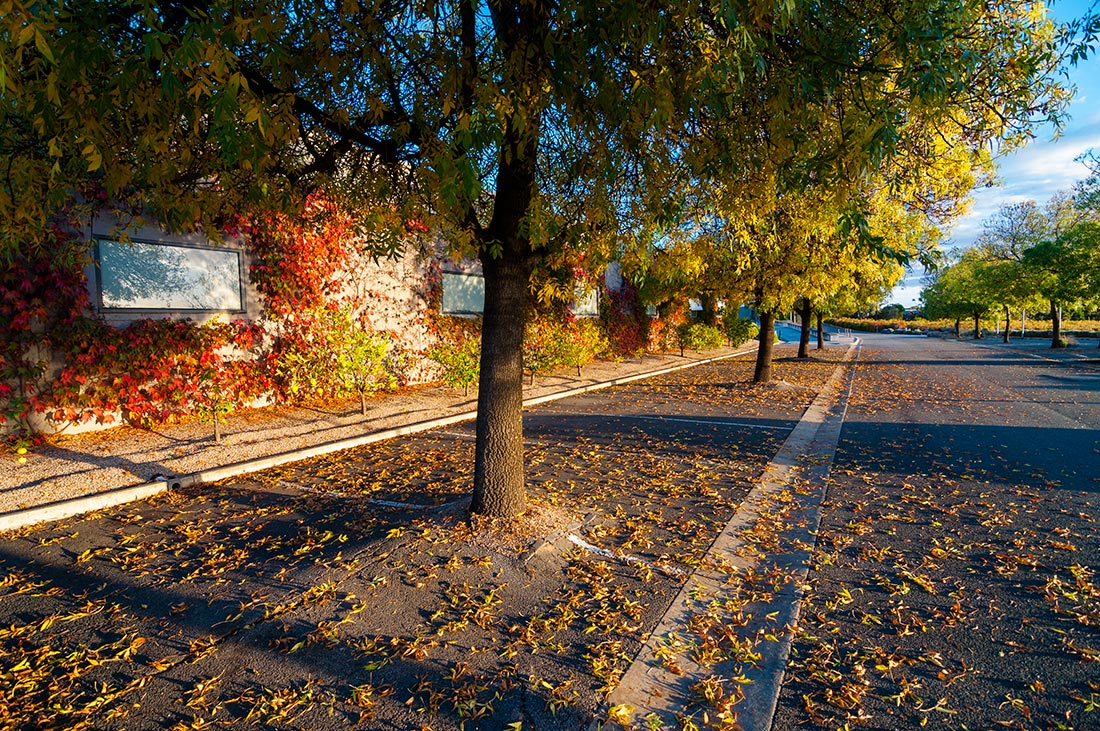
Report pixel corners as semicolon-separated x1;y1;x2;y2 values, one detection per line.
2;0;709;517
632;0;1070;382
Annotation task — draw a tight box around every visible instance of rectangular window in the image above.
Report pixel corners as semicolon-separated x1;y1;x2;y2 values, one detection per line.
441;272;485;315
570;287;599;317
95;239;244;312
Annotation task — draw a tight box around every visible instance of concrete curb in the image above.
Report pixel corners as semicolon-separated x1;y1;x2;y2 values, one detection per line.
1;345;757;532
604;340;859;730
0;480;169;533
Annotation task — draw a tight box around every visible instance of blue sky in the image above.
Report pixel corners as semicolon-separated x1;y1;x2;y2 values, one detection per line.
890;0;1100;308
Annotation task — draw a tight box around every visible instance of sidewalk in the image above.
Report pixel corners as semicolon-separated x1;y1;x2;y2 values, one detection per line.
1;345;757;522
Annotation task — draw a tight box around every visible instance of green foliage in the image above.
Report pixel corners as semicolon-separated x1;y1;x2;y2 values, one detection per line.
558;318;610;375
722;314;760;347
875;304;906;320
274;308;395;406
678;323;725;353
430;335;481;396
524;316;609;379
336;321;397;415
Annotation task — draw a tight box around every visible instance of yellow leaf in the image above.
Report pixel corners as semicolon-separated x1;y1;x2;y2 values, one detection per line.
607;704;635;728
34;28;55;64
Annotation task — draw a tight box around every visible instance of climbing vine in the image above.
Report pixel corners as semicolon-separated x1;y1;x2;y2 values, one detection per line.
0;225;90;441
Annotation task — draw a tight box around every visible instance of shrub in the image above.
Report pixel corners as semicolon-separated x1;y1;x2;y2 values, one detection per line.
678;323;725;353
335;324;397;415
523;317;563;380
430;336;481;395
523;315;611;381
558;318;610;375
722;314;760;346
274;307;395;408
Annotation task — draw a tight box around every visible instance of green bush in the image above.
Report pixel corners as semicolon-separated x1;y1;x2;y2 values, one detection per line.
524;316;610;380
335;325;396;415
430;336;481;395
677;322;725;352
558;318;610;375
276;308;395;410
722;314;760;346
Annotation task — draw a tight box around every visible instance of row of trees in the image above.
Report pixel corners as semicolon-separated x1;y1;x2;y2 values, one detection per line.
922;164;1100;347
2;0;1096;516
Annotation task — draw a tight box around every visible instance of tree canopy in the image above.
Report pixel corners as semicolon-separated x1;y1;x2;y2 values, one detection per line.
1;0;1092;514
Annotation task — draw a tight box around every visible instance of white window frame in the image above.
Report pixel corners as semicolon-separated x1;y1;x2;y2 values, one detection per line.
94;238;245;313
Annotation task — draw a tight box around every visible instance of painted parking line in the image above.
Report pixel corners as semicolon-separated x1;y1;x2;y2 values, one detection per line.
566;533;688;577
619;414;794;431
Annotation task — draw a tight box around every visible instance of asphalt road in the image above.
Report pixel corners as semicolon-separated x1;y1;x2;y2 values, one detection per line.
1;337;1096;730
0;350;837;731
771;334;1100;731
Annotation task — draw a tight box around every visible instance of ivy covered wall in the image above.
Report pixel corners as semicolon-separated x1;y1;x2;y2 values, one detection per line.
1;199;662;442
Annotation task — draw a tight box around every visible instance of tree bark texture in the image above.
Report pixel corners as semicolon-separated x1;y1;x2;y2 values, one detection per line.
816;311;825;350
469;0;546;518
754;311;776;384
1051;299;1064;348
797;297;812;358
472;254;532;517
1002;304;1010;343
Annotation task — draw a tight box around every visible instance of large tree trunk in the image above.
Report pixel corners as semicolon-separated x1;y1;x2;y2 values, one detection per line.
1051;299;1064;348
699;292;718;327
1002;304;1010;343
816;311;825;350
754;311;776;384
472;254;532;517
954;318;961;337
797;297;812;358
973;312;981;339
468;2;547;518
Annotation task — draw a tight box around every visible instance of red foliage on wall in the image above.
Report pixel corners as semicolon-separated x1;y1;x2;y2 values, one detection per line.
602;282;649;357
0;227;90;432
42;319;270;427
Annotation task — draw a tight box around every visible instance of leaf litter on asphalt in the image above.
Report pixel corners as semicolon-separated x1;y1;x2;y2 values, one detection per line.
771;349;1100;731
0;349;878;730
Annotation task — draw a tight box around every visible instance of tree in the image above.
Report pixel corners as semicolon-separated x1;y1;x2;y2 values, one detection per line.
2;0;707;517
977;195;1098;347
1023;220;1100;347
921;251;997;338
629;0;1070;382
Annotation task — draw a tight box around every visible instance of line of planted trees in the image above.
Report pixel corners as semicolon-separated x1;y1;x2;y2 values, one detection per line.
2;0;1097;516
921;163;1100;348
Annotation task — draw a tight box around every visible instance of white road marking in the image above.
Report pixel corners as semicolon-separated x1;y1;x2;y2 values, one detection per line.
567;533;687;576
